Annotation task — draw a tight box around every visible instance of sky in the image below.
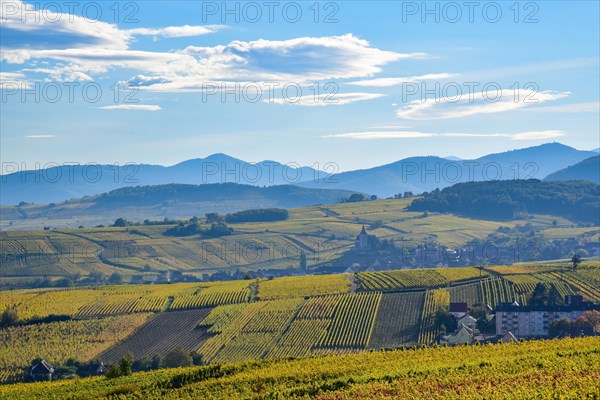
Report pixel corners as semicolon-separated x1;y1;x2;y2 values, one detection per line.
1;0;599;172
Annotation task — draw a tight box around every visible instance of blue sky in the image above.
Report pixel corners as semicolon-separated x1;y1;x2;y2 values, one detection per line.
1;1;599;171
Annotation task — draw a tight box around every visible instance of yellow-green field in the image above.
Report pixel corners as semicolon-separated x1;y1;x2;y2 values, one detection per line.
1;337;597;399
2;199;596;283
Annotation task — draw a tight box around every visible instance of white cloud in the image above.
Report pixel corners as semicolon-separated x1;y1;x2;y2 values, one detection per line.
0;71;32;89
269;92;385;107
128;25;225;38
25;135;56;138
349;73;458;87
324;130;565;140
98;104;162;111
396;89;569;120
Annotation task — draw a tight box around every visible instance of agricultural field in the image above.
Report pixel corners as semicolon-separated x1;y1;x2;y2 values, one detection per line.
0;281;252;320
99;309;212;363
369;292;424;348
3;197;596;285
0;314;150;383
356;267;485;291
1;337;597;399
1;263;599;386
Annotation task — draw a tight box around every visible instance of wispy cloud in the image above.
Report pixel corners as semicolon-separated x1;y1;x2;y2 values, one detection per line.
128;25;226;38
396;89;569;120
269;92;385;106
25;135;56;139
349;73;458;87
98;105;162;111
323;130;565;140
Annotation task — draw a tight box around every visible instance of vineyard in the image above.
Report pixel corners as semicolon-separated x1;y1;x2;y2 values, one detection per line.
0;337;597;399
0;314;150;384
257;274;351;300
99;309;212;363
318;292;382;349
418;289;450;345
356;267;485;292
368;292;425;348
1;263;599;383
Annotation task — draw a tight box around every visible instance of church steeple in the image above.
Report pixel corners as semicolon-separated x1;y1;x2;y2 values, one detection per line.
360;225;367;235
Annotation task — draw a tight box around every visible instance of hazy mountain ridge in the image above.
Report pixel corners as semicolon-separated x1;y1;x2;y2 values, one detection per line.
545;155;600;184
0;183;358;229
1;143;597;204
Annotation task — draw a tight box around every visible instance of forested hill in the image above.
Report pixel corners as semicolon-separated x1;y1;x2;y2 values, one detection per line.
408;180;600;224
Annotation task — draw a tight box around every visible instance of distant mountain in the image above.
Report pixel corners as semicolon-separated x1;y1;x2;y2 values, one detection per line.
0;183;358;229
545;155;600;184
444;156;463;161
298;143;598;197
1;143;597;204
0;154;322;205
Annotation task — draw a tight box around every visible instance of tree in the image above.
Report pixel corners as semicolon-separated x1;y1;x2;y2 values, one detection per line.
547;284;563;306
205;212;222;223
113;218;128;227
108;272;123;285
348;193;366;203
89;271;105;284
571;253;582;270
119;354;133;376
162;348;193;368
0;307;20;327
299;251;307;271
583;311;600;333
529;283;547;307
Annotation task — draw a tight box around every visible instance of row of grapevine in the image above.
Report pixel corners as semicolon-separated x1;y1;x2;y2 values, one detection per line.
357;269;448;291
257;274;351;300
479;278;523;308
417;289;450;345
369;292;425;348
99;309;212;363
169;289;250;310
318;292;382;348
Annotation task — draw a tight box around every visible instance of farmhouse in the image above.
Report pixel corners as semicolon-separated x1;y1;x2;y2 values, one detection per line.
441;324;475;346
457;314;477;331
495;299;600;338
30;360;55;381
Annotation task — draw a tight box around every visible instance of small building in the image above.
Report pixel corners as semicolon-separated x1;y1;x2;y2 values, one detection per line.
354;226;378;252
495;301;600;337
449;302;468;318
441;324;475;346
501;331;518;343
457;315;477;331
30;360;55;381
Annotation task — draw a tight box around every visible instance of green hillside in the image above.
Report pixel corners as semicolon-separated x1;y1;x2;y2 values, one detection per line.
2;197;597;288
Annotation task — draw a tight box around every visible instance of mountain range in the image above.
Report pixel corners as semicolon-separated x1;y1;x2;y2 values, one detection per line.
1;143;598;204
